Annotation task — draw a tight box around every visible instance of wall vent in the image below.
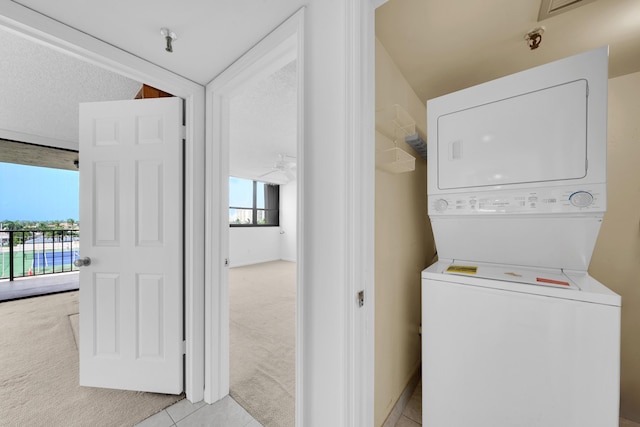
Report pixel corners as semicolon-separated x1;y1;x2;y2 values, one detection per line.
538;0;598;21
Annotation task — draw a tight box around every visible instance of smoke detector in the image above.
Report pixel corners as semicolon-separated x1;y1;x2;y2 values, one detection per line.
538;0;598;21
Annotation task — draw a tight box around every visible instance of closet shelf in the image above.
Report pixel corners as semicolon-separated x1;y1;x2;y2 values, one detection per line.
376;147;415;174
375;104;416;140
375;131;415;173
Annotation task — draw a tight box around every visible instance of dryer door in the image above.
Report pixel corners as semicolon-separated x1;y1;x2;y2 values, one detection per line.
436;79;588;190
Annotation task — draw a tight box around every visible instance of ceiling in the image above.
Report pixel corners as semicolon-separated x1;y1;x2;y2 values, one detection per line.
376;0;640;104
0;25;141;152
12;0;304;86
0;21;298;178
0;140;79;171
1;1;302;178
229;60;297;185
3;0;639;177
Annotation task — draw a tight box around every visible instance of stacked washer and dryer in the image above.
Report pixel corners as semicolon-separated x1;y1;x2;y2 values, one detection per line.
422;47;621;427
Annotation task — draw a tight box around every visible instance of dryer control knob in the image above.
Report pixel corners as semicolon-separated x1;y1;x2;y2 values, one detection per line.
569;191;594;208
434;199;449;212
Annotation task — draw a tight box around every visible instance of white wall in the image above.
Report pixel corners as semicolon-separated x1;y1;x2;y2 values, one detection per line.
299;1;375;424
228;227;280;267
228;179;297;267
279;179;297;262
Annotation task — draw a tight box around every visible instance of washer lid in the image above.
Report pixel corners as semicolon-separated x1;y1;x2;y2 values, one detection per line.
429;214;603;271
423;259;621;306
443;261;580;290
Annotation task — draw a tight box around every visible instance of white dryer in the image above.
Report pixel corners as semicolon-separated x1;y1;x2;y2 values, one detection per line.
422;47;621;427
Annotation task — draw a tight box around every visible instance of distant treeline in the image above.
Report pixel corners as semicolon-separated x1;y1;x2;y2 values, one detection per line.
0;219;79;230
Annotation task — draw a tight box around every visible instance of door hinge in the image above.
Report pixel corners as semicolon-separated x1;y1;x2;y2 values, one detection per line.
225;258;229;267
357;290;365;308
181;340;186;355
180;125;186;140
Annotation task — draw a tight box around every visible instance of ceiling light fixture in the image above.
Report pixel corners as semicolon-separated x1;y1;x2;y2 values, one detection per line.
525;26;545;50
160;28;177;53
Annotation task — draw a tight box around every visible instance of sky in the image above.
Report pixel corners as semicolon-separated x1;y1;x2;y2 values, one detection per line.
229;176;264;208
0;169;253;223
0;162;79;222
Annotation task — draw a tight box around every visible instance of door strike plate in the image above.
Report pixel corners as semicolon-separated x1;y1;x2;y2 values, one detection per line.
357;290;364;307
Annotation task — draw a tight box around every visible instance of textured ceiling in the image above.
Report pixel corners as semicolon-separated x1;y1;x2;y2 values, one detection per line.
1;1;302;176
230;60;297;185
0;26;141;149
376;0;640;104
0;25;297;180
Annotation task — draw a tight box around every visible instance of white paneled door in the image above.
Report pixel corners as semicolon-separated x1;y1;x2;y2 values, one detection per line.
78;97;184;394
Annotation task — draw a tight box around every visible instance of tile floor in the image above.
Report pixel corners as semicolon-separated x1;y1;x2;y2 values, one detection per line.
135;395;262;427
127;378;640;427
393;381;421;427
392;380;640;427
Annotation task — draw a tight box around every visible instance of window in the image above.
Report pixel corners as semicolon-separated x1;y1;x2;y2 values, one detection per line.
229;177;279;226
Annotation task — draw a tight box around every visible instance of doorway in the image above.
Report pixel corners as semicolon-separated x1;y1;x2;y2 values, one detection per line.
0;37;188;424
3;2;377;422
0;14;206;402
227;58;298;426
204;9;304;422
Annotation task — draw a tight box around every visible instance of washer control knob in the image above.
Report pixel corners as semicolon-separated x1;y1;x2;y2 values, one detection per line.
569;191;594;208
434;199;449;212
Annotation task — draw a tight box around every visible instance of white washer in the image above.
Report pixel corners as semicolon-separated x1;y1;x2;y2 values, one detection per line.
422;260;620;427
422;47;621;427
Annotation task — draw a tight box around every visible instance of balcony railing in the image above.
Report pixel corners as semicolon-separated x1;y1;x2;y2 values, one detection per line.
0;229;80;281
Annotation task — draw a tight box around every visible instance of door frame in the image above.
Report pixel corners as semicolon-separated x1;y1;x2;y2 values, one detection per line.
0;1;378;423
205;1;376;424
0;2;206;402
204;7;304;408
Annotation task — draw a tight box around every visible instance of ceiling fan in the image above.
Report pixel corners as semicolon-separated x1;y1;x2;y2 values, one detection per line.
259;153;296;182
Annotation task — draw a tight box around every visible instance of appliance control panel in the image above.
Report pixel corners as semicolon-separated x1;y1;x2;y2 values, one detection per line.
428;184;606;216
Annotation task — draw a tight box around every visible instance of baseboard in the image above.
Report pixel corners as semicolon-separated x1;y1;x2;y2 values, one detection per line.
228;258;281;268
382;364;421;427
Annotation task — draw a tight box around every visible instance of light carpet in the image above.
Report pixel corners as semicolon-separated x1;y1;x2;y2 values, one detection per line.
0;291;182;427
229;261;296;427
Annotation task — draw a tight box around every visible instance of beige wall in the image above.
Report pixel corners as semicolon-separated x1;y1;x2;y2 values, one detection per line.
590;70;640;423
374;38;437;426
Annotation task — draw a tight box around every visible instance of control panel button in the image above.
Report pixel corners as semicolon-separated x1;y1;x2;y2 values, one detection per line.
434;199;449;212
569;191;594;208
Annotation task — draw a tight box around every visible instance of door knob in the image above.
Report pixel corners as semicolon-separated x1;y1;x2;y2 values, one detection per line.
74;257;91;267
